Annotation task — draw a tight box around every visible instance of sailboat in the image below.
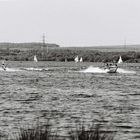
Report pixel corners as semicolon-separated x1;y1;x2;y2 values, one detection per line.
118;56;123;64
79;57;83;62
65;58;67;62
34;55;38;62
74;56;79;63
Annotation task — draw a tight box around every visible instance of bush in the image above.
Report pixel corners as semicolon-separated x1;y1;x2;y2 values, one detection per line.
15;123;115;140
69;124;115;140
16;125;52;140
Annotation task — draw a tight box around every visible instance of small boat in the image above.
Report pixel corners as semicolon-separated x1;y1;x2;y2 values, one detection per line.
79;57;83;62
118;56;123;64
34;55;38;62
65;58;67;62
104;63;118;73
1;60;7;71
74;56;79;63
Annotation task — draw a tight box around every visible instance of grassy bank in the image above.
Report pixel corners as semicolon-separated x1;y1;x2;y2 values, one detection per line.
0;43;140;62
1;47;140;63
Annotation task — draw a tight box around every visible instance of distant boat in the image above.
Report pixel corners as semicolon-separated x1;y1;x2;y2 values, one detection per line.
65;58;67;62
74;56;79;63
34;55;38;62
79;57;83;62
118;56;123;64
1;60;7;71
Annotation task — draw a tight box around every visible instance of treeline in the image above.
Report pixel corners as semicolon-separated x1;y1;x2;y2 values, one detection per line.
0;42;59;50
0;47;140;63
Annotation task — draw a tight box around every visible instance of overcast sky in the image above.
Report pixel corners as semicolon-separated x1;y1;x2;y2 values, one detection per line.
0;0;140;46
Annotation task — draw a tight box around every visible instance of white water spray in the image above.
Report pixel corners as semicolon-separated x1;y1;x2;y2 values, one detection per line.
81;66;136;74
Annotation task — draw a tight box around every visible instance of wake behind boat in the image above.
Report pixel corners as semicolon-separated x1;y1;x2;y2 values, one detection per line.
81;65;135;74
20;55;49;72
22;67;48;71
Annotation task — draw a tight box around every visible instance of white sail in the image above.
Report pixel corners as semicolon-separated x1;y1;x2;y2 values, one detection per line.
34;55;38;62
65;58;67;62
118;56;123;63
74;56;79;63
79;57;83;62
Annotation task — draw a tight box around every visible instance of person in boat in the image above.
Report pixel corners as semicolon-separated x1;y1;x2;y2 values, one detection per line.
104;63;109;69
113;60;118;67
2;60;6;71
105;62;118;69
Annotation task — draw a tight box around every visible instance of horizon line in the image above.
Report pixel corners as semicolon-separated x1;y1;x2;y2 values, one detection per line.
0;41;140;47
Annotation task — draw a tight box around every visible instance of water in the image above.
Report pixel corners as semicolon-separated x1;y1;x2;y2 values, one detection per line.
0;61;140;140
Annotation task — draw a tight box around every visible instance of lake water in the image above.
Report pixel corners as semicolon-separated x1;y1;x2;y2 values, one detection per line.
0;61;140;140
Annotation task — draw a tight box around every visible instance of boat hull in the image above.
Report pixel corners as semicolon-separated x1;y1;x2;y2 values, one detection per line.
105;66;118;73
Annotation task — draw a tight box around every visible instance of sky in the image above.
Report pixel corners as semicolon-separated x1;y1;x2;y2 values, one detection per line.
0;0;140;47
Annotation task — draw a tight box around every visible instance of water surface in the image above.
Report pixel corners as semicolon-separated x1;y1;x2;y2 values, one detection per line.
0;61;139;140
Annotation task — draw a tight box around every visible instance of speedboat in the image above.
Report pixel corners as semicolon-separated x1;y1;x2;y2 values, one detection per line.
104;63;118;73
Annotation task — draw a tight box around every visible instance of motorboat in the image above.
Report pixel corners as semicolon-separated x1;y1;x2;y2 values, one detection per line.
104;63;118;73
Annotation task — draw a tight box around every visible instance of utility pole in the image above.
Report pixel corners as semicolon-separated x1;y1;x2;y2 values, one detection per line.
42;34;48;53
124;38;126;49
42;34;45;47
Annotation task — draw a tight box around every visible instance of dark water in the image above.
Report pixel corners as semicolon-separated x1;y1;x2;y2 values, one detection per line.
0;61;140;140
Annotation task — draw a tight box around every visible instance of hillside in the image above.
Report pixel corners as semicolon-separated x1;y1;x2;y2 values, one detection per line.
0;42;60;50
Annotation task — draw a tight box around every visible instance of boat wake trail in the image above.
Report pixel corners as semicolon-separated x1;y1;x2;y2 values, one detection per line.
80;66;106;73
22;67;48;71
0;68;22;72
80;66;136;74
117;68;136;74
0;67;48;72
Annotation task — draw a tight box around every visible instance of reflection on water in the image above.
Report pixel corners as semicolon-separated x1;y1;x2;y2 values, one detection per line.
0;61;139;140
